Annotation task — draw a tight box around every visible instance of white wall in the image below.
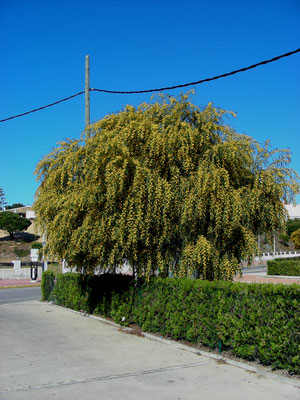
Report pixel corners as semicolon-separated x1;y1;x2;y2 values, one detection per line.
284;204;300;220
26;210;36;219
0;266;42;280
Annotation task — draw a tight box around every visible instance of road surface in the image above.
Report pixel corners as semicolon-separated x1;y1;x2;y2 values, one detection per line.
0;286;41;304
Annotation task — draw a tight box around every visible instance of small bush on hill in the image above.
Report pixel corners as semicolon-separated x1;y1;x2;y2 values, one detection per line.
14;248;30;258
31;242;43;249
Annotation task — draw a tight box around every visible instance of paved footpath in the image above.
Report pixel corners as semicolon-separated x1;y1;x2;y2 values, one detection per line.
0;300;299;400
0;279;41;288
234;273;300;284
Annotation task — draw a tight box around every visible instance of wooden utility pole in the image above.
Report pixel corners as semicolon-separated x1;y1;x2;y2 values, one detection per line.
85;55;90;137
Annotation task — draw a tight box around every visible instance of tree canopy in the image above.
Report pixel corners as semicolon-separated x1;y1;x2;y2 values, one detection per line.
0;188;6;210
0;211;31;239
287;218;300;237
34;94;299;280
5;203;25;210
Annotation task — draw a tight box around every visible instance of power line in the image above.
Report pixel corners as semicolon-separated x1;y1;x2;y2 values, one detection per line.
0;91;84;123
92;48;300;94
1;48;299;123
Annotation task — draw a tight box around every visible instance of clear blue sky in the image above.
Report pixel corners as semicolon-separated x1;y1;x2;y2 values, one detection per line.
0;0;299;205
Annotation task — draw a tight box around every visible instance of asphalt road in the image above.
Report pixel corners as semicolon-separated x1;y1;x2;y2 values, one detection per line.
241;265;267;274
0;300;298;400
0;286;41;304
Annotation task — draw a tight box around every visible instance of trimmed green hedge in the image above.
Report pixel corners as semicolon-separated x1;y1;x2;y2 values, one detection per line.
44;273;300;374
49;273;133;313
267;260;300;276
271;256;300;262
41;271;55;301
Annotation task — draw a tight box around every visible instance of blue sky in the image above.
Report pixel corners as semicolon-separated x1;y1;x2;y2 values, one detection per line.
0;0;299;205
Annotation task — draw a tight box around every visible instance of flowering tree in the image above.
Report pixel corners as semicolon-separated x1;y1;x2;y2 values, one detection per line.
34;94;299;280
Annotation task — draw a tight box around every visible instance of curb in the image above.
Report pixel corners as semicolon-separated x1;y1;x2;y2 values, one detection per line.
0;284;41;289
266;275;300;279
48;302;300;388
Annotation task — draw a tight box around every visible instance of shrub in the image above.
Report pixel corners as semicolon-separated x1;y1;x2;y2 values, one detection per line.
41;271;55;301
14;248;30;258
279;233;289;243
51;273;133;313
291;228;300;249
267;260;300;276
46;273;300;374
31;242;43;249
287;219;300;237
127;279;300;374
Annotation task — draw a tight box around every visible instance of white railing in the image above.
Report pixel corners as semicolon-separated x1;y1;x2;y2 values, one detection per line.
253;251;300;262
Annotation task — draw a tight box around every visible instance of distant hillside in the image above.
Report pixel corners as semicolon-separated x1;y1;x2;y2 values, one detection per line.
260;234;296;254
0;232;39;262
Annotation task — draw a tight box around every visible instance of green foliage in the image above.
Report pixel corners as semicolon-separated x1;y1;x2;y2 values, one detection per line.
0;211;31;239
291;228;300;249
34;94;299;280
0;188;6;210
46;273;300;374
31;242;43;249
49;273;133;313
5;203;25;210
47;262;62;275
267;259;300;276
287;219;300;237
279;233;289;243
41;271;55;301
14;248;30;258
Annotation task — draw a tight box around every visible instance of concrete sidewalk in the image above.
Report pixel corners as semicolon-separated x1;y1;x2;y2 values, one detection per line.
0;300;299;400
0;279;41;288
234;272;300;284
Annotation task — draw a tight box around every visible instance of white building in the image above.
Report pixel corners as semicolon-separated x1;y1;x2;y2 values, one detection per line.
284;204;300;220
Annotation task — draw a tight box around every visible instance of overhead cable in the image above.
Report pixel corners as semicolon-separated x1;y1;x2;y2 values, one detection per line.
91;48;300;94
0;92;84;123
1;48;299;123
